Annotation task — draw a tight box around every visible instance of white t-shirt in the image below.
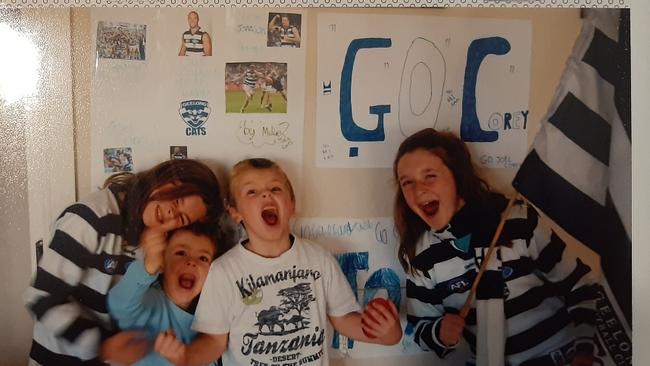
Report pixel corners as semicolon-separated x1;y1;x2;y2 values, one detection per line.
194;235;361;366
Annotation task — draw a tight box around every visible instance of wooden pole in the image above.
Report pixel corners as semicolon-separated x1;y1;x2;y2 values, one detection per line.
440;195;519;357
459;194;518;319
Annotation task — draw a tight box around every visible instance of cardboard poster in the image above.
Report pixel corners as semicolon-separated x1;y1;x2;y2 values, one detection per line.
292;217;468;362
90;8;306;191
316;13;532;169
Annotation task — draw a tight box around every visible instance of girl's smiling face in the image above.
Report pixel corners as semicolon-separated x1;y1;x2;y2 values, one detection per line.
397;148;465;231
141;182;208;230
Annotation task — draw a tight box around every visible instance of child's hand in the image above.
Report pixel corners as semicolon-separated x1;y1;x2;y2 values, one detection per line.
154;330;186;366
360;298;402;345
571;351;594;366
439;313;465;347
141;227;169;274
100;330;148;365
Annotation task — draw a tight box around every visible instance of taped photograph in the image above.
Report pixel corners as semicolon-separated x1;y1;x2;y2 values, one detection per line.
96;21;146;61
225;62;288;113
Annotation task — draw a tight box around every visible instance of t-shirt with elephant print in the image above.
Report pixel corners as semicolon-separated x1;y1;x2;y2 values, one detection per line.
194;235;361;366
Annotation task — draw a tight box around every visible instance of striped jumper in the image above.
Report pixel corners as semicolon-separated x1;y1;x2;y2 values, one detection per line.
25;187;137;365
406;193;597;366
182;28;207;56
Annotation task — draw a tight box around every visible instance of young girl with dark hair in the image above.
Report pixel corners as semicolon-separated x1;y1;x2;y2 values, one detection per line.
25;159;226;366
394;128;597;366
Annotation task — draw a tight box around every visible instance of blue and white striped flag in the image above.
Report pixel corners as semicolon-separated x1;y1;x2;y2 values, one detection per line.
512;9;631;366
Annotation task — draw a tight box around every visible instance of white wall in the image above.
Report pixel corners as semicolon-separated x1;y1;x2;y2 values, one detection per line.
0;8;75;365
0;54;34;366
631;4;650;366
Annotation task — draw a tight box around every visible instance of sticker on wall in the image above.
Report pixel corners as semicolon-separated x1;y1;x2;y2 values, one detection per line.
103;147;134;173
179;100;210;136
267;12;302;48
225;62;288;114
179;10;212;57
170;146;188;160
96;21;146;61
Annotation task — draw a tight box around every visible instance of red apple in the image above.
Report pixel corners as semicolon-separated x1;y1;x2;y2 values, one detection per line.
361;298;393;338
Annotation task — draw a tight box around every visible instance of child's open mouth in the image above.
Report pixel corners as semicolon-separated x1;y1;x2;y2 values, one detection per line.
178;273;196;290
261;207;279;226
420;201;439;216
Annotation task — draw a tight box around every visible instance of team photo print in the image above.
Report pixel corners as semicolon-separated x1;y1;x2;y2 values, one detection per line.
96;21;146;61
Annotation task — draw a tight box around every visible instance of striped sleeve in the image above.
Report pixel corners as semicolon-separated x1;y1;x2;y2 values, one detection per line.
526;207;598;353
26;210;104;354
405;271;455;357
24;199;126;362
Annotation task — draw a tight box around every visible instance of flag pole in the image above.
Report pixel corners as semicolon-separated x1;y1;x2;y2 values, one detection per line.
458;193;519;319
440;194;519;359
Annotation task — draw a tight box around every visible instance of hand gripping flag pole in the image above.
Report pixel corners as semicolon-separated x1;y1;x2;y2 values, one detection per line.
459;194;517;319
440;194;518;362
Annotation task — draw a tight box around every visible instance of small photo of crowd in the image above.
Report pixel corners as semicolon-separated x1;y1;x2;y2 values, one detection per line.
225;62;288;114
96;21;146;61
267;13;302;48
103;147;134;173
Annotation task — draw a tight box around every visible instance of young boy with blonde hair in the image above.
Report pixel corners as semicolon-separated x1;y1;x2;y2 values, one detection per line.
156;158;402;365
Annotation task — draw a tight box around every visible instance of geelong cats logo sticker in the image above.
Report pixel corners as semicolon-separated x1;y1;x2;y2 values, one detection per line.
104;258;118;274
179;100;210;136
448;276;471;293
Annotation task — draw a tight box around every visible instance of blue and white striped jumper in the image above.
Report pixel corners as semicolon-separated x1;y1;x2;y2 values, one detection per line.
182;28;207;56
25;187;137;365
406;193;598;366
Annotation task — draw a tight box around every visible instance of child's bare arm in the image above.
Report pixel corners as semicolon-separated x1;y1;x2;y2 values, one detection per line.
100;330;149;365
329;300;402;345
329;312;367;342
141;224;175;274
185;332;228;366
155;331;228;366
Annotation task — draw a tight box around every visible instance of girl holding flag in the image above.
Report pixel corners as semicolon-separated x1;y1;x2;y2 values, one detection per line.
393;128;597;366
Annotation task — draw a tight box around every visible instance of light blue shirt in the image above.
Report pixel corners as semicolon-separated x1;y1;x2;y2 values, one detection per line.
108;260;196;366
